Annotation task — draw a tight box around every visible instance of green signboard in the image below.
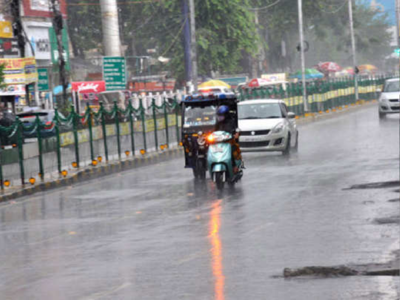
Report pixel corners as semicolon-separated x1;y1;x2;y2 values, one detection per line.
103;56;126;91
37;68;49;91
49;27;70;71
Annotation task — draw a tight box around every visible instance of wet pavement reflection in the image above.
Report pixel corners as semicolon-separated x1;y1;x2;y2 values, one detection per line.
209;200;225;300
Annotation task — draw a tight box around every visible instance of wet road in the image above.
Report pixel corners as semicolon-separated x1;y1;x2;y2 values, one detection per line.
0;104;399;300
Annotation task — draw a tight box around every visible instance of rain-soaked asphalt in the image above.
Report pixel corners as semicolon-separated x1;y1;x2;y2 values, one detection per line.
0;104;399;300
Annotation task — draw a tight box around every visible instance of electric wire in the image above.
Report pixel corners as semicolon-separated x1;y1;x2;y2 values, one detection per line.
318;0;347;14
247;0;282;12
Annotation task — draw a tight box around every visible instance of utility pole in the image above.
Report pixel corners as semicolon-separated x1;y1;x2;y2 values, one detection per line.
181;0;192;86
297;0;308;111
252;10;260;78
10;0;31;106
50;0;68;108
100;0;121;57
348;0;358;101
188;0;198;92
396;0;400;47
10;0;24;57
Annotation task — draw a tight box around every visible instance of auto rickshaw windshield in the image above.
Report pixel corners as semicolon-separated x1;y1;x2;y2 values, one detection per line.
183;105;217;127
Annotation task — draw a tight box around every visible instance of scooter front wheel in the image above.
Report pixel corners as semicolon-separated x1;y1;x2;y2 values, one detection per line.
215;172;225;190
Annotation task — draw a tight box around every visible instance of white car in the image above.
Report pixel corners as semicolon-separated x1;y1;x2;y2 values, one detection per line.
378;78;400;119
198;86;231;95
238;99;298;155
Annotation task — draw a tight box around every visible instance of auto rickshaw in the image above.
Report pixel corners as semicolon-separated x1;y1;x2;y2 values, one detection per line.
181;92;238;179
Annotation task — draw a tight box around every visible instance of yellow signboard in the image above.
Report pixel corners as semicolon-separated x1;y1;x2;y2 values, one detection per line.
0;21;13;38
0;57;38;85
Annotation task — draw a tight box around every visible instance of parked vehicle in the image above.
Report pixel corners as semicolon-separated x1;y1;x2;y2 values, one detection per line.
238;99;298;155
0;109;17;145
378;78;400;119
17;110;71;139
198;86;231;95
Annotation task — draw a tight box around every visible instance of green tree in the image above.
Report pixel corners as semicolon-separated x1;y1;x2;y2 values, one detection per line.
0;63;6;89
255;0;393;72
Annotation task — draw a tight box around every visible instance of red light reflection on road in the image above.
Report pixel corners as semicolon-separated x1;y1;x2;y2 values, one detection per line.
209;200;225;300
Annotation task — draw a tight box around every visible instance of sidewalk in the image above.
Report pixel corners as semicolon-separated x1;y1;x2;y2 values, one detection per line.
0;147;183;202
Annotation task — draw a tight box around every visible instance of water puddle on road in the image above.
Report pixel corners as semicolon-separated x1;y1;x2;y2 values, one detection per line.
374;216;400;225
344;180;400;190
281;265;400;278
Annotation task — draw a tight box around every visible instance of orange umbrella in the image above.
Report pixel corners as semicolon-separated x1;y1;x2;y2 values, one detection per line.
358;64;377;73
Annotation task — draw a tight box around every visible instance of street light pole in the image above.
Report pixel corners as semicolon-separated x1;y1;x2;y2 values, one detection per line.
188;0;198;92
348;0;358;101
297;0;308;112
396;0;400;47
100;0;122;56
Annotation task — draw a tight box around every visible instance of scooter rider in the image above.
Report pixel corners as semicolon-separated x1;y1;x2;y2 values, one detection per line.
215;106;242;173
216;105;236;133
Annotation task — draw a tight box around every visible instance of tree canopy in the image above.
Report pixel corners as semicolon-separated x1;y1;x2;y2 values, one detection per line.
67;0;395;82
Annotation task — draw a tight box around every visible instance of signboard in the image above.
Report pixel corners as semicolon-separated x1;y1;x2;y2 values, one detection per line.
0;21;13;38
103;57;126;91
0;84;25;96
0;38;19;56
128;79;176;92
24;22;51;60
261;73;287;82
49;27;70;70
72;81;106;93
38;68;49;91
22;0;67;18
0;57;38;85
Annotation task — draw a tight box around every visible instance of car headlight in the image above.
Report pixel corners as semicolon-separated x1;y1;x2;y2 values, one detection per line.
379;95;387;102
272;122;284;134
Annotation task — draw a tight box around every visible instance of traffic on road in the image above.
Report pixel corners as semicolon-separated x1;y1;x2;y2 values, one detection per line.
0;103;398;299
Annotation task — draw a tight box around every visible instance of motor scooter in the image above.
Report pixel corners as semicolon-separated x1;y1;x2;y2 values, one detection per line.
207;131;243;190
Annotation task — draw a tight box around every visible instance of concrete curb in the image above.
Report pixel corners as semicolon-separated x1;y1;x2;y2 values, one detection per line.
0;147;183;202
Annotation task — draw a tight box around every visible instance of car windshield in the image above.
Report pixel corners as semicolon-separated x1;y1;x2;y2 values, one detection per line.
239;103;282;119
384;81;400;93
184;106;216;127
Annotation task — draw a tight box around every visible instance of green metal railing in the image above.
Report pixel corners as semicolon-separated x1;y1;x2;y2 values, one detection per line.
0;97;181;188
239;76;390;113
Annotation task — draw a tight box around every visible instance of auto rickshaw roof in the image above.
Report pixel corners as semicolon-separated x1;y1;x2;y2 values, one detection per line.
182;92;237;103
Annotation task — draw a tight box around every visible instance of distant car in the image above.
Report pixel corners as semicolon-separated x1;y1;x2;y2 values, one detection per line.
0;109;17;145
17;110;71;139
238;99;298;155
378;78;400;119
198;86;231;95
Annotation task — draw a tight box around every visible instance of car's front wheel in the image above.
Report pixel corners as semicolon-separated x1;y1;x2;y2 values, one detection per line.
379;111;386;119
293;131;299;152
282;133;291;156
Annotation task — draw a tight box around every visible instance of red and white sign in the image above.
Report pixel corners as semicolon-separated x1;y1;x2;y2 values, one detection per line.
22;0;67;18
72;81;106;94
247;78;270;88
